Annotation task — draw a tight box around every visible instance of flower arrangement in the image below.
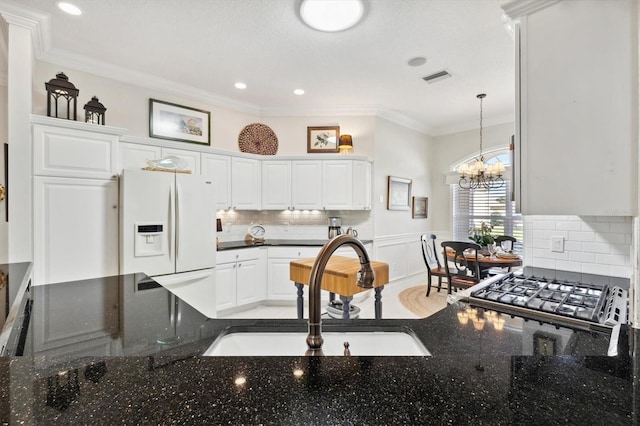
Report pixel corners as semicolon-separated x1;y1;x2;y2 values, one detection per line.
469;222;495;246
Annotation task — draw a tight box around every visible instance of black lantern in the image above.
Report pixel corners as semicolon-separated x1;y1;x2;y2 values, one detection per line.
45;72;79;120
83;96;106;125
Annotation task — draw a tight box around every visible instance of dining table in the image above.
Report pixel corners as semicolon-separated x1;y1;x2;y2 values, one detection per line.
446;248;523;278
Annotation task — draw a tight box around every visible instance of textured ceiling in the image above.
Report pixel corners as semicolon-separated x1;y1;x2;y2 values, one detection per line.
11;0;515;135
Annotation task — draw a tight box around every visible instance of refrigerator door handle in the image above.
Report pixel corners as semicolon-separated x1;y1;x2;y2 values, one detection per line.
168;183;174;265
175;183;181;264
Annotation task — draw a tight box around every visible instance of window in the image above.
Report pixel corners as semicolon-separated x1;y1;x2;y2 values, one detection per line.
452;152;523;252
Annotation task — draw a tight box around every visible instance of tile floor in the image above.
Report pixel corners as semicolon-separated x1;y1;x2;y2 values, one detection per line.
218;279;450;320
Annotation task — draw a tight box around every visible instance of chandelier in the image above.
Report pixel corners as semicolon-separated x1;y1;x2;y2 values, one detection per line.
458;94;505;190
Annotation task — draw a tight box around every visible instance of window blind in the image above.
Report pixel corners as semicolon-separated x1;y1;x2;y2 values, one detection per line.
452;180;523;252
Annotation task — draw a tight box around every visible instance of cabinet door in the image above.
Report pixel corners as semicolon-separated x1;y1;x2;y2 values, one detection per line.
322;160;352;210
201;153;232;210
231;157;261;210
33;177;119;285
262;160;291;210
235;258;263;305
215;262;237;311
119;142;161;173
291;161;322;210
161;148;200;175
517;2;636;215
33;124;118;179
352;160;372;210
267;258;299;300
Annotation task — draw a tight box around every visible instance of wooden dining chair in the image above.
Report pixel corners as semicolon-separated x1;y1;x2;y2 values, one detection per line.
494;235;517;272
440;241;482;294
495;235;517;252
420;234;448;297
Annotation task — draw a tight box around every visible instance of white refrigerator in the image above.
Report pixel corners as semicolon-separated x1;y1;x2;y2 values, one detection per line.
120;169;217;318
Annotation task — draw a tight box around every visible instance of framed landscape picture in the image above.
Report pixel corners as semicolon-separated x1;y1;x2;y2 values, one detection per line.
307;126;339;153
149;99;210;145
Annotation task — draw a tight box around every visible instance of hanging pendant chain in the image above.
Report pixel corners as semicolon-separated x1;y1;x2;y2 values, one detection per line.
478;95;484;158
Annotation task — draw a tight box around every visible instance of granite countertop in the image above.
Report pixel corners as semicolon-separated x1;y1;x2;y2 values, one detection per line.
1;268;638;424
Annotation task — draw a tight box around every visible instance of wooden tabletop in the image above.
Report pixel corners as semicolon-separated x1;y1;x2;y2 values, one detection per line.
446;249;522;268
289;256;389;297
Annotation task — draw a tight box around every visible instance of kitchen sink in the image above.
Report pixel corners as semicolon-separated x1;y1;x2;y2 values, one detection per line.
203;326;431;356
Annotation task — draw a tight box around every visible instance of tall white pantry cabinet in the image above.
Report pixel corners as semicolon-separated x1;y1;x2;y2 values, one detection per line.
32;116;125;285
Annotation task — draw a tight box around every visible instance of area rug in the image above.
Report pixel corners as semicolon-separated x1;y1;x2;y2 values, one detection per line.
398;285;448;319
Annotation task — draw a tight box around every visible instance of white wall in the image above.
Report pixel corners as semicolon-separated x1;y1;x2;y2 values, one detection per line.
430;122;515;235
372;117;433;237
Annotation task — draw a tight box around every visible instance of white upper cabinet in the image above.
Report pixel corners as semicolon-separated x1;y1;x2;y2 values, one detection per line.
231;157;261;210
352;160;372;210
291;160;323;210
33;122;120;179
161;147;200;174
119;142;161;173
262;160;292;210
322;160;352;210
512;0;637;215
201;153;232;210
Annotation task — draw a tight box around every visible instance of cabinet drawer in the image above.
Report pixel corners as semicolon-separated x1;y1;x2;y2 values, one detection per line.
267;246;321;260
217;247;262;264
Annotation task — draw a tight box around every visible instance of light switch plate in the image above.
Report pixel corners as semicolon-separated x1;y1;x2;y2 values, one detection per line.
551;236;564;253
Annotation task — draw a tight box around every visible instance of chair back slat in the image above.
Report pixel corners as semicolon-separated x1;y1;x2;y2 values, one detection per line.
440;240;481;283
420;234;442;271
495;235;517;252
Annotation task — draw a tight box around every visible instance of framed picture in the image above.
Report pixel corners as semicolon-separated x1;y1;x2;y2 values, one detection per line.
149;99;210;145
412;196;428;219
387;176;412;210
307;126;340;153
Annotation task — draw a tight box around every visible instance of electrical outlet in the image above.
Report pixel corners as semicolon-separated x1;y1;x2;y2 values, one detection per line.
551;236;564;253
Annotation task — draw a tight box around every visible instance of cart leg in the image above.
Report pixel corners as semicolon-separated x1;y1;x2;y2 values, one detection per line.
295;282;304;319
339;295;353;319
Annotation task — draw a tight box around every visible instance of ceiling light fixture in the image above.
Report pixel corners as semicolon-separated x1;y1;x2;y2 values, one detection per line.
56;1;82;16
234;82;247;89
293;89;305;95
458;94;505;190
407;57;427;67
300;0;364;32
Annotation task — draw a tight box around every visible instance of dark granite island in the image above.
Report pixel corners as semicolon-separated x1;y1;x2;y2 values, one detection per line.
0;266;638;424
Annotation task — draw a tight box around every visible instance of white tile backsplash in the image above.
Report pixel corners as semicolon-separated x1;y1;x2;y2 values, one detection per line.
216;209;373;242
524;215;633;278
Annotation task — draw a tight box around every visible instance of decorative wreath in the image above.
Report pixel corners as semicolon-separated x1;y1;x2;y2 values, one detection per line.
238;123;278;155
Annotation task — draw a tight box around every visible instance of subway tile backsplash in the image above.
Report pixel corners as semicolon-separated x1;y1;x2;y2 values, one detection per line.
216;210;373;242
523;215;633;278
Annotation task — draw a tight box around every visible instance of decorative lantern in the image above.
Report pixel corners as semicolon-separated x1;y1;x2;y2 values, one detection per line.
338;134;353;155
83;96;106;125
45;72;79;120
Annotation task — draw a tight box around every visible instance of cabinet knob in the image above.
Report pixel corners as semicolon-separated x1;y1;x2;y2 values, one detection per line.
112;205;117;209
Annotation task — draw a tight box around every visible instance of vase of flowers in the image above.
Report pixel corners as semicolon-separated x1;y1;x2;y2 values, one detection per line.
469;222;495;255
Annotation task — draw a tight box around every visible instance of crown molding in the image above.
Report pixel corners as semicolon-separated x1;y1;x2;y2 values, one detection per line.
501;0;559;19
431;113;514;137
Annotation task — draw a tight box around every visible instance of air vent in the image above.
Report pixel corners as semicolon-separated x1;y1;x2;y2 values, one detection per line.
422;70;452;84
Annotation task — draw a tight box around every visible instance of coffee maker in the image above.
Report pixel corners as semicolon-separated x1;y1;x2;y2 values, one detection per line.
328;217;342;239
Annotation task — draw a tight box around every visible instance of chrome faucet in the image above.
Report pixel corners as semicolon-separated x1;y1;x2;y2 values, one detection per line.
306;234;375;351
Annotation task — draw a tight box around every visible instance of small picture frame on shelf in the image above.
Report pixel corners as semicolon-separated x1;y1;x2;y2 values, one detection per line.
387;176;412;211
307;126;340;153
149;99;210;146
412;196;428;219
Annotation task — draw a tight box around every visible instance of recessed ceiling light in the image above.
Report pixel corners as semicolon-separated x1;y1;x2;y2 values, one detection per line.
234;82;247;89
407;57;427;67
300;0;364;32
56;1;82;16
293;89;305;95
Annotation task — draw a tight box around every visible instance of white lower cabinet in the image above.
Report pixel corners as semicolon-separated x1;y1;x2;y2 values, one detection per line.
267;246;321;300
33;177;119;285
215;248;267;311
